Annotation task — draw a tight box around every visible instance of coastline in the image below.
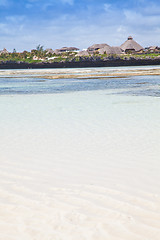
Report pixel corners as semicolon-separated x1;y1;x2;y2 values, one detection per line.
1;64;160;79
36;68;160;79
1;58;160;70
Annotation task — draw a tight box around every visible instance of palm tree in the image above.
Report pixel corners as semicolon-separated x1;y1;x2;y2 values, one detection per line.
36;44;45;58
36;44;44;52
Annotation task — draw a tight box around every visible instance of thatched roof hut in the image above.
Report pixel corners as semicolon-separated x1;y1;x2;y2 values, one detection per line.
53;47;79;54
66;47;79;52
59;47;79;52
112;47;123;54
0;48;9;54
120;36;143;53
76;50;89;56
99;46;123;55
87;43;110;53
53;49;61;55
148;46;160;53
45;48;54;54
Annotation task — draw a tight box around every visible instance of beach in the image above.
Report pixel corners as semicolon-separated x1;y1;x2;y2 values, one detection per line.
1;65;160;79
0;66;160;240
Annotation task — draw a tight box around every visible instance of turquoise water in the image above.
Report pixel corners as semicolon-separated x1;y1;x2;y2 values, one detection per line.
0;68;160;192
0;75;160;96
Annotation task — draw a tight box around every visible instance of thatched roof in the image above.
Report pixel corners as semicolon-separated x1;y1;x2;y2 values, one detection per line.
53;47;79;54
0;48;9;54
112;47;123;54
76;50;89;56
148;46;159;50
98;45;113;54
99;46;123;55
88;43;110;52
120;36;143;52
59;47;79;52
53;49;61;55
46;48;54;54
67;47;79;51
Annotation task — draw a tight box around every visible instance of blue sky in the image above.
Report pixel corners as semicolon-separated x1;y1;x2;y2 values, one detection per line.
0;0;160;51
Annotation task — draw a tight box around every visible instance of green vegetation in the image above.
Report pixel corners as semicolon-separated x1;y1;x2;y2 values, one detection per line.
0;46;160;64
120;53;160;59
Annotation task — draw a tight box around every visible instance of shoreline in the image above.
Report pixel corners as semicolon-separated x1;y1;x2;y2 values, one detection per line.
37;68;160;79
1;65;160;79
1;58;160;70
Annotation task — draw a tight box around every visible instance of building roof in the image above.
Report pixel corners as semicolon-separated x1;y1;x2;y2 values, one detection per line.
53;47;79;54
88;43;110;51
53;49;61;55
0;48;9;54
45;48;54;54
99;46;123;55
76;50;89;56
120;36;143;52
112;47;123;54
59;47;79;51
148;46;159;50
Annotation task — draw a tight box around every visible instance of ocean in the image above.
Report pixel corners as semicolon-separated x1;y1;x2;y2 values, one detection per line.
0;66;160;96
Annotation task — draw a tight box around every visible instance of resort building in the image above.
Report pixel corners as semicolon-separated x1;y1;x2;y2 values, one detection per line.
76;50;90;56
99;46;123;55
0;48;9;54
147;46;160;53
87;44;110;53
87;44;123;55
120;36;143;53
53;47;79;54
45;48;55;54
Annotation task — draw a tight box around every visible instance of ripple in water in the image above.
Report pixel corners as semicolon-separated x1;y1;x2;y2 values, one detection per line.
0;75;160;97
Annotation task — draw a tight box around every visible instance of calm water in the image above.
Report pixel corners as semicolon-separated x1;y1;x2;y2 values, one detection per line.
0;74;160;97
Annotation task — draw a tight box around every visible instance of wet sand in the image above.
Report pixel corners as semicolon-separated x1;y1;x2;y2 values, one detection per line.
1;65;160;79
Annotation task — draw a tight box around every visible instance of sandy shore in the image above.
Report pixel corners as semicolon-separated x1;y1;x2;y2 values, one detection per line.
1;66;160;79
39;68;160;79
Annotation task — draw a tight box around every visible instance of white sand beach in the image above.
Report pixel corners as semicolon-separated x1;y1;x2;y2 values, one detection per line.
0;68;160;240
1;65;160;79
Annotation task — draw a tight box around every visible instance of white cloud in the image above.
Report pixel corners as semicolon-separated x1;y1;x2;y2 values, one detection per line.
6;15;26;23
143;4;160;15
0;15;26;42
117;25;127;34
26;0;74;10
124;9;160;27
0;23;10;34
104;3;111;12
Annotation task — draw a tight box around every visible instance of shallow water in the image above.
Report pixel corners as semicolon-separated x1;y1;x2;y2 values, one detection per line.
0;74;160;97
0;67;160;240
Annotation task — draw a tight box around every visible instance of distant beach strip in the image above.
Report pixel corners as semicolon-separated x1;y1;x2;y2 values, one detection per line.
1;66;160;79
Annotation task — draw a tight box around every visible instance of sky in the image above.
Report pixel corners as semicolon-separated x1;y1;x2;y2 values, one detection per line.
0;0;160;51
